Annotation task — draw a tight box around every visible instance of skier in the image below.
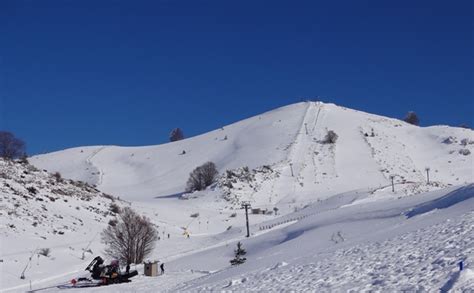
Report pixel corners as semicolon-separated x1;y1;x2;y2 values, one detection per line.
160;263;165;274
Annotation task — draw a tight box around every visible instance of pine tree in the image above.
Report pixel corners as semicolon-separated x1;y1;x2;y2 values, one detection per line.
230;241;247;265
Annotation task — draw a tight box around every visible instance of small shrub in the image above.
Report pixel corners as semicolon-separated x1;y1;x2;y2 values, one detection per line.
442;137;455;144
102;193;115;201
190;212;199;218
460;138;472;146
108;219;118;227
38;248;51;257
53;172;63;183
229;212;237;218
323;130;338;144
109;203;121;214
459;149;471;156
27;186;37;194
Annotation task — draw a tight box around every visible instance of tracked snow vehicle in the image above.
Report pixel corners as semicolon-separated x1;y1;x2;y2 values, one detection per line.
59;256;138;289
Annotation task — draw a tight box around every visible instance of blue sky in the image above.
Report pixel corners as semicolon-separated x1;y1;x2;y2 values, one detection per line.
1;0;472;155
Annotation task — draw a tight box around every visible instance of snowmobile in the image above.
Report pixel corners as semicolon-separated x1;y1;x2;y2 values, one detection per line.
58;256;138;289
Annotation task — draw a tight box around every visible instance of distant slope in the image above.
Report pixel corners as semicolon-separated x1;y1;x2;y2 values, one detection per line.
31;102;474;203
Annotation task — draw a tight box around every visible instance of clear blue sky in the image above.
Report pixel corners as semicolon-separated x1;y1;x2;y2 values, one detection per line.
1;0;473;155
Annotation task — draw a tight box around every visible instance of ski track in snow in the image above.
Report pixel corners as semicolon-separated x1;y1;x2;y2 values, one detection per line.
85;146;106;186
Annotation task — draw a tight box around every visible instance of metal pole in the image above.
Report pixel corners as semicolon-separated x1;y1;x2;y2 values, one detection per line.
245;205;250;237
290;163;294;177
241;202;251;237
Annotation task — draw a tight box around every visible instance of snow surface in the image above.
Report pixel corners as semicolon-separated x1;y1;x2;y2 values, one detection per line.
2;101;473;292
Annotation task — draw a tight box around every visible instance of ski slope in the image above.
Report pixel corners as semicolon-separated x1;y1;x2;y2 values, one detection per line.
30;102;473;203
2;101;473;292
8;184;472;292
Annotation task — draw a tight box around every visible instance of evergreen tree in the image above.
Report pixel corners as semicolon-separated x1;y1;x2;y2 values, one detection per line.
230;241;247;265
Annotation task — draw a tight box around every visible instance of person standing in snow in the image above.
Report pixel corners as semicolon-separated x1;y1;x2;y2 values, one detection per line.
160;263;165;274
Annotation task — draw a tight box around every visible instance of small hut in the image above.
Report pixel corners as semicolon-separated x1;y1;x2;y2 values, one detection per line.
144;261;159;276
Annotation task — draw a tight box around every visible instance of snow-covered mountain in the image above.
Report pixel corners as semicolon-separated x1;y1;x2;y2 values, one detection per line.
2;101;473;292
30;102;473;203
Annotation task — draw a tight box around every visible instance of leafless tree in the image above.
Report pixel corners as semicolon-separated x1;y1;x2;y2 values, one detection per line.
169;128;184;142
101;207;158;264
404;111;420;126
0;131;26;160
186;161;218;192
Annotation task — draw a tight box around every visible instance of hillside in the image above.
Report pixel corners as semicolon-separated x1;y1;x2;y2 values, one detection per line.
31;101;473;205
0;159;131;290
2;101;473;292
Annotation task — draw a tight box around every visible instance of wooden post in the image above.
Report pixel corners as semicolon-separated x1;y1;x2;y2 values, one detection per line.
390;175;395;192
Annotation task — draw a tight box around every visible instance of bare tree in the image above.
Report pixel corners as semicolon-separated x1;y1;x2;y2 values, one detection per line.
169;128;184;142
101;207;158;264
0;131;26;160
186;161;219;192
404;111;420;126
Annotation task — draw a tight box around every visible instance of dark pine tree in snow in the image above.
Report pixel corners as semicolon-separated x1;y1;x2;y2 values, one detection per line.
169;128;184;142
230;241;247;265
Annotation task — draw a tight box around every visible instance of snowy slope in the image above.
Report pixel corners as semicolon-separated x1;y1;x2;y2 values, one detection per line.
2;101;473;292
0;159;131;291
10;184;472;292
177;184;474;292
31;101;473;204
